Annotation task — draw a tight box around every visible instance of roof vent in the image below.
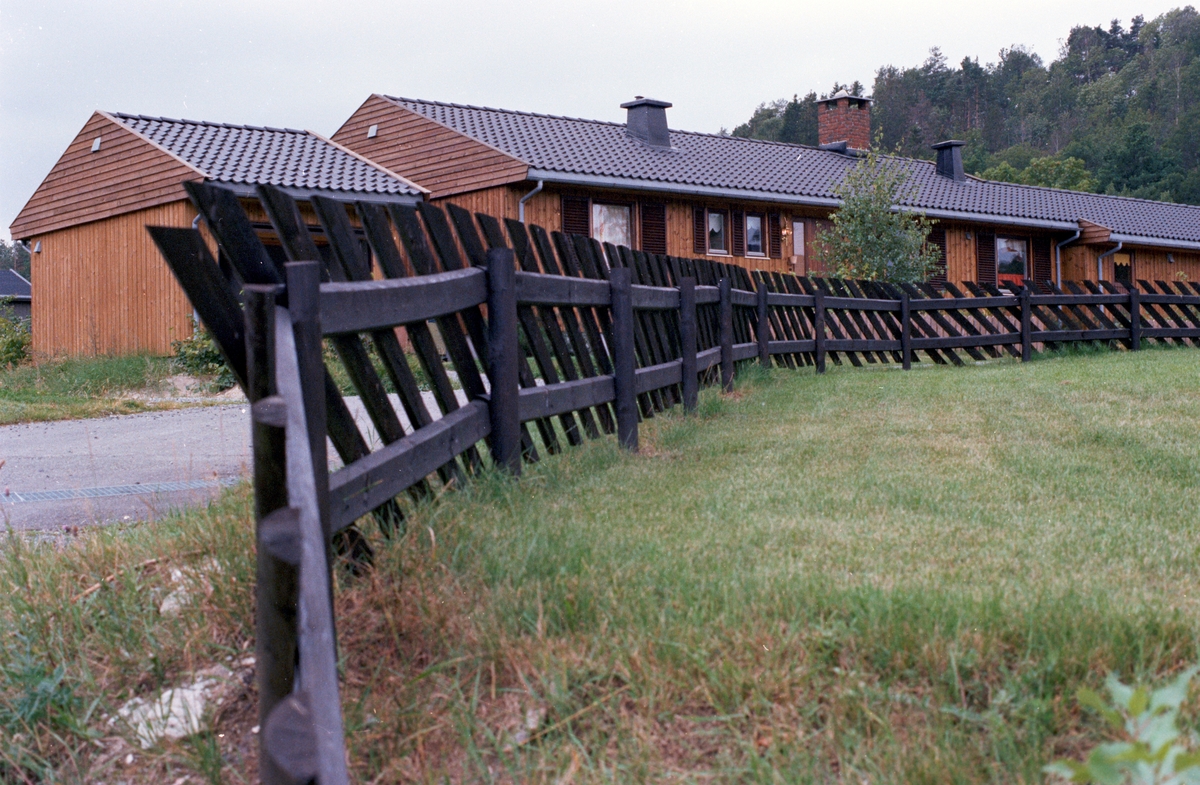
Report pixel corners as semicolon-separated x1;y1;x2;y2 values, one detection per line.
367;124;378;139
932;140;966;182
621;96;672;148
91;137;102;152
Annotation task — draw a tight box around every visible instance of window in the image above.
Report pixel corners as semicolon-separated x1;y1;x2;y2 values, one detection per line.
792;220;805;257
996;236;1028;285
745;214;764;256
707;210;727;254
592;203;631;247
1114;252;1133;284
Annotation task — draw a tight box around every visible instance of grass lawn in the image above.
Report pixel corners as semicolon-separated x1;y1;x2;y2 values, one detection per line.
0;355;194;424
4;347;1200;782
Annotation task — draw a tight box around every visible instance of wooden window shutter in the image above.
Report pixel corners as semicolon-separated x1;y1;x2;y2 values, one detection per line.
768;213;782;258
641;203;667;255
928;227;947;286
693;207;706;254
731;209;745;257
976;231;997;286
562;195;590;237
1032;237;1052;287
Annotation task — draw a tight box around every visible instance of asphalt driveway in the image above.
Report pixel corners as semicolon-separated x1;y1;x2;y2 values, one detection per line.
0;404;252;532
0;390;467;533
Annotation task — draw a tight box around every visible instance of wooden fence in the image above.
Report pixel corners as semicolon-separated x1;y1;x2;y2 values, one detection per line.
150;184;1200;783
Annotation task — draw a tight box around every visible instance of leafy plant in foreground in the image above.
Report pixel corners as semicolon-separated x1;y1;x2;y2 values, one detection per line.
1047;667;1200;784
171;325;234;391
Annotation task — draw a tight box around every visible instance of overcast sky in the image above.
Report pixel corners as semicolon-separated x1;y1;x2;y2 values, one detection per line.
0;0;1183;240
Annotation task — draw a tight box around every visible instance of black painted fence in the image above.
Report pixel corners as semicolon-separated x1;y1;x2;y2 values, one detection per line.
151;184;1200;783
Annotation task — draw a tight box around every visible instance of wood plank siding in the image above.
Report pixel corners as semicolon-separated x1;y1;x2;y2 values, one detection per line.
10;112;202;239
332;96;527;199
29;201;200;356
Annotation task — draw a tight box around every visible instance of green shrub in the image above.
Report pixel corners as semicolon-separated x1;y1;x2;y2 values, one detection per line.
171;325;235;391
0;298;30;366
1047;667;1200;784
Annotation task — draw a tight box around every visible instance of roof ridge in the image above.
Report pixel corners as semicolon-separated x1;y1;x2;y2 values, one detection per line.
111;112;308;135
306;130;430;194
387;95;835;150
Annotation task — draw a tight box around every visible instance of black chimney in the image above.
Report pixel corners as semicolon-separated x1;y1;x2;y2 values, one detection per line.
932;140;966;182
622;96;672;148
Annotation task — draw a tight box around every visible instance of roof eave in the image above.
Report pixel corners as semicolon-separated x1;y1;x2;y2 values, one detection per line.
1108;233;1200;252
212;181;423;205
525;169;842;208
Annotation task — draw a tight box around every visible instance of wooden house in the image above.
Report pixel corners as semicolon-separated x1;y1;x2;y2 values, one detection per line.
332;92;1200;288
0;269;31;323
9;112;425;356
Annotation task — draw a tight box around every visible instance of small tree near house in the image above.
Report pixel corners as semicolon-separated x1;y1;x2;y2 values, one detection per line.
815;145;941;283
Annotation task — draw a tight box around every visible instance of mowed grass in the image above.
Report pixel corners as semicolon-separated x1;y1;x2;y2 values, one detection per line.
3;347;1200;783
0;355;180;424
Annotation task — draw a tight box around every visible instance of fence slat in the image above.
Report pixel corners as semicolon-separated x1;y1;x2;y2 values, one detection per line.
680;277;699;412
271;279;348;785
610;267;638;451
719;277;734;392
329;401;492;530
519;376;615;422
487;248;522;474
515;270;611;306
319;268;487;334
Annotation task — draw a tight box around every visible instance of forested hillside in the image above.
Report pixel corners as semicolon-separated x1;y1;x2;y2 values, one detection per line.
730;8;1200;204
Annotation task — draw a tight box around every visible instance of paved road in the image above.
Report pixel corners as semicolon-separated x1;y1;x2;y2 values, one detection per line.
0;390;467;533
0;405;252;532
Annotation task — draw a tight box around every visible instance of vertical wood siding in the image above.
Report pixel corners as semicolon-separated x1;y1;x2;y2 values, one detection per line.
30;201;199;356
1134;248;1200;284
945;226;977;286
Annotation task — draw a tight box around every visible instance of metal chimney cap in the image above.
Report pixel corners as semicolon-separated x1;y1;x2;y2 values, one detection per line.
931;139;967;150
620;97;672;109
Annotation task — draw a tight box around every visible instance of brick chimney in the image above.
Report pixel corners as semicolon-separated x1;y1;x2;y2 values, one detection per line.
816;90;872;151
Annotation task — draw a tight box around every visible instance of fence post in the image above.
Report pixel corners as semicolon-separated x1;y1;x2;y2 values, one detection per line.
814;288;826;374
283;262;331;547
245;285;295;785
1020;286;1032;362
900;291;911;371
610;266;638;451
679;277;698;413
719;277;734;392
486;248;521;474
1129;286;1141;351
757;281;770;369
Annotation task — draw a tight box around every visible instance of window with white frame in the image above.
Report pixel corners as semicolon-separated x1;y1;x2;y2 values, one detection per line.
707;210;727;254
745;214;765;256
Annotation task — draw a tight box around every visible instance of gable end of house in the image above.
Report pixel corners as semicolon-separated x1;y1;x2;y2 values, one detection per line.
331;94;528;199
10;112;204;239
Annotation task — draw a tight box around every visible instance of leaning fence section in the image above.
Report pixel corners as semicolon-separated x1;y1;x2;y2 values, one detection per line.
150;185;1200;783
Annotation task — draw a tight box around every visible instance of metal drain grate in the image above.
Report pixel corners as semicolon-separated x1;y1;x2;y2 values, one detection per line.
2;477;240;505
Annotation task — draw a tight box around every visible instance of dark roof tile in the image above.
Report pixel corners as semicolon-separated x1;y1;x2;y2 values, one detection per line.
112;113;424;197
389;97;1200;245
